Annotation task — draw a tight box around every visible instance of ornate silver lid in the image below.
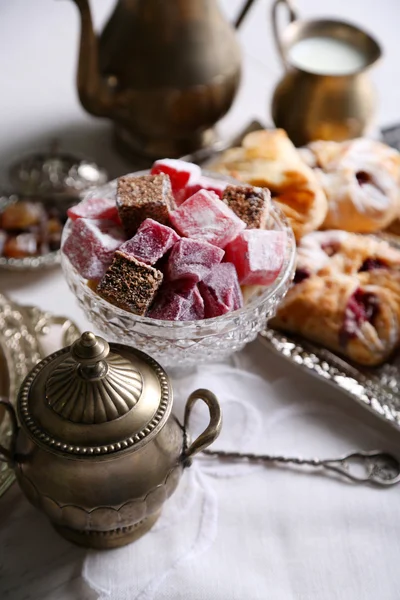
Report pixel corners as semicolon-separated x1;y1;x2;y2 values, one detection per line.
8;142;108;199
17;332;172;457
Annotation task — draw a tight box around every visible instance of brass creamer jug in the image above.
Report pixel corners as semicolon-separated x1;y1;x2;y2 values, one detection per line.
270;0;382;146
67;0;242;160
0;332;222;549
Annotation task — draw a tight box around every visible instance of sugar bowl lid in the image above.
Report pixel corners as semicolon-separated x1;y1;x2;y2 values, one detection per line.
8;142;108;199
17;332;172;457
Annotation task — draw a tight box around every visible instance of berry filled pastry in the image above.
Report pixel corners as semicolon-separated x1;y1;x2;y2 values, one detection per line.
273;230;400;366
300;138;400;233
209;129;328;240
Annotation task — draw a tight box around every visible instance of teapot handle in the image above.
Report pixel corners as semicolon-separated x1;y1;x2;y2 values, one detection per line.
271;0;298;68
183;389;222;466
0;398;18;465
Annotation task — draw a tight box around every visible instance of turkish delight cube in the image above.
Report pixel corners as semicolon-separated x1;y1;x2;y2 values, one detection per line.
175;176;227;205
199;263;243;318
170;189;246;248
63;218;125;280
67;197;120;224
167;238;224;283
150;159;201;194
224;230;286;286
149;282;205;321
222;185;270;229
119;218;180;266
98;251;163;315
116;174;176;237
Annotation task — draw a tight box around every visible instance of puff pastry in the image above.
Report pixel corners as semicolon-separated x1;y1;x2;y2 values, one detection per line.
301;138;400;233
273;230;400;366
210;129;328;240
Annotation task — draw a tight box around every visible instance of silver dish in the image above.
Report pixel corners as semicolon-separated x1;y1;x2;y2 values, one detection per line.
260;232;400;433
0;195;61;271
0;293;80;496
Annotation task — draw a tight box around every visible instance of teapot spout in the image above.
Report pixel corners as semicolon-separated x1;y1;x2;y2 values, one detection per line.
69;0;115;117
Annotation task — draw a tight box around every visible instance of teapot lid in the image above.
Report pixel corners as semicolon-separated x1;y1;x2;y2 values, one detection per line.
17;332;172;457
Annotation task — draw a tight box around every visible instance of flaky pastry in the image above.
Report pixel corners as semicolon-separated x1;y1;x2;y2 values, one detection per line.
210;129;328;240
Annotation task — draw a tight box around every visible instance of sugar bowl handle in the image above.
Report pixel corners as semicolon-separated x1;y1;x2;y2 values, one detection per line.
183;389;222;466
0;398;18;465
271;0;298;67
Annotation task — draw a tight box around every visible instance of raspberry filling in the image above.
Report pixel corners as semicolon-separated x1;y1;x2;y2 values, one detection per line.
339;288;379;346
293;268;310;284
358;257;387;272
356;171;372;186
321;241;340;257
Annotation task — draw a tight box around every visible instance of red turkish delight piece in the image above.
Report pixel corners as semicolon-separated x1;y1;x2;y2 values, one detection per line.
119;218;180;266
151;159;201;194
170;189;246;248
149;282;204;321
224;230;286;286
175;176;227;205
63;218;125;280
199;263;243;318
167;238;224;283
67;197;120;224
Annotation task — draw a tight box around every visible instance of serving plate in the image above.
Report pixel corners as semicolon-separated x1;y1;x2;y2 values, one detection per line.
0;293;80;496
0;195;61;271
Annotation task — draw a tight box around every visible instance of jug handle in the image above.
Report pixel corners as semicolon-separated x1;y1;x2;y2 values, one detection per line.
183;389;222;467
0;398;18;465
271;0;298;68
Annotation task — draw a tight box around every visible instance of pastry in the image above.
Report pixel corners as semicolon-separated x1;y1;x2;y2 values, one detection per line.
273;230;400;366
210;129;328;240
301;138;400;233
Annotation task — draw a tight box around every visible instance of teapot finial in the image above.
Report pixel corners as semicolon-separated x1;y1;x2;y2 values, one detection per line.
71;331;110;371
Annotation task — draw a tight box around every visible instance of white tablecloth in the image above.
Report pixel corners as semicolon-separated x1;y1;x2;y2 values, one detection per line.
1;1;400;599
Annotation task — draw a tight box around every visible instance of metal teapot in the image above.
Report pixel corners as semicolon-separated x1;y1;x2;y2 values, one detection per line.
67;0;245;161
0;332;222;549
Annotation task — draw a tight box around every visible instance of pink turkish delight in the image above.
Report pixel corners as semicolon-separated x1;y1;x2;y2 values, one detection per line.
224;230;286;286
151;159;201;194
63;218;125;280
119;218;180;266
170;189;246;248
167;238;224;283
175;176;227;205
67;197;120;224
149;282;204;321
199;263;243;318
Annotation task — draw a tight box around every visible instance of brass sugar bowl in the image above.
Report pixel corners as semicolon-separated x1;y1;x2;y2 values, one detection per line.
0;332;222;549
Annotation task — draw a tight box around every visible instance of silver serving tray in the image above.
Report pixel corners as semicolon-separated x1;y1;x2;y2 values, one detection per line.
0;293;80;496
260;233;400;433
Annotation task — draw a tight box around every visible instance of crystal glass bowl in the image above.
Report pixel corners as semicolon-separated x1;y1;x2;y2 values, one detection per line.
61;171;296;368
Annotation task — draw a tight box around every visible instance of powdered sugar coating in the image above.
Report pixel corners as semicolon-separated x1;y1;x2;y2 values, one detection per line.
151;159;201;193
167;237;224;283
170;189;246;248
199;262;243;317
67;197;120;223
119;218;180;265
225;230;286;286
149;282;205;321
63;218;125;280
175;176;227;205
